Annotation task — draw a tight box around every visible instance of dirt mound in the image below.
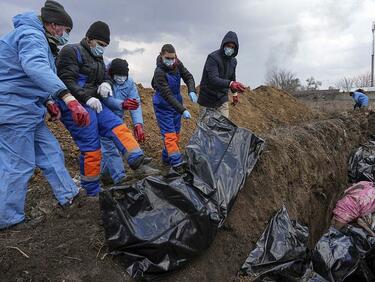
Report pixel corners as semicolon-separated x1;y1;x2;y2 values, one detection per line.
231;86;321;133
139;85;320;161
1;85;363;281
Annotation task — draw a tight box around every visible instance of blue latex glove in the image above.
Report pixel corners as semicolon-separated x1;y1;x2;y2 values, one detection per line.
182;110;191;119
188;92;198;103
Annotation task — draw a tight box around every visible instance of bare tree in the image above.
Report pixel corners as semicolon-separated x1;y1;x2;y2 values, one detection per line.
335;72;371;91
335;77;355;91
353;72;371;88
265;68;301;93
305;76;322;90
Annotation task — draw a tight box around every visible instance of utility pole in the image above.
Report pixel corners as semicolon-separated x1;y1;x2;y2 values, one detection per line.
372;21;375;87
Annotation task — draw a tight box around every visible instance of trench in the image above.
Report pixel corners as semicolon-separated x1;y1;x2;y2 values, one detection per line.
166;111;372;281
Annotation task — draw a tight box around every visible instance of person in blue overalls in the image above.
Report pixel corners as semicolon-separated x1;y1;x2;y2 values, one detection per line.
98;58;146;184
56;22;158;196
350;89;369;109
0;0;89;229
152;44;197;173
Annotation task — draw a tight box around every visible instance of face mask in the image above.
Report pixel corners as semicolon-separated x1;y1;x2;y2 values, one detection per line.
91;43;105;57
224;47;235;57
55;31;69;46
163;58;175;67
114;75;128;85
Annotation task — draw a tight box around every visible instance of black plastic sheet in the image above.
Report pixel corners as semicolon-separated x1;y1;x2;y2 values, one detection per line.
348;141;375;183
240;206;309;281
311;226;375;282
240;208;375;282
100;111;265;279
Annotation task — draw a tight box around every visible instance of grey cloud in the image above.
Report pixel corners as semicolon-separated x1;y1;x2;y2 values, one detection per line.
0;0;372;88
266;25;302;72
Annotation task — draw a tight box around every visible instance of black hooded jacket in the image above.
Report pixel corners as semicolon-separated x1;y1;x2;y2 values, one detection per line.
56;38;106;103
152;55;195;114
198;31;238;108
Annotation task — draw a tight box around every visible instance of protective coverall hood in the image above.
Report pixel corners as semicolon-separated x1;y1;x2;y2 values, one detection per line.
0;11;67;125
13;11;44;31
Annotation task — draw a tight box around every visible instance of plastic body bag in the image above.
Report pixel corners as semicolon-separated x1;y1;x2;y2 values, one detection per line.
240;209;375;282
348;141;375;183
311;226;375;282
240;206;309;281
100;110;265;279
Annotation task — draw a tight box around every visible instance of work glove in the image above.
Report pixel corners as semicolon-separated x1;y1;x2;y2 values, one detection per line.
133;124;145;143
46;100;61;121
86;97;103;113
66;100;90;127
122;98;139;110
230;81;246;93
188;92;198;103
354;103;360;109
97;82;113;98
232;93;239;106
182;110;191;119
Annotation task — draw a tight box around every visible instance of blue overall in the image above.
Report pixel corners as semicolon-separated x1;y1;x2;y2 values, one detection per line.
153;73;183;167
352;91;369;108
0;12;78;229
101;77;143;183
58;50;143;195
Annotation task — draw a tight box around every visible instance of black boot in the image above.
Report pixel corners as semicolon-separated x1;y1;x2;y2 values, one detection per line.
130;156;160;178
170;163;187;175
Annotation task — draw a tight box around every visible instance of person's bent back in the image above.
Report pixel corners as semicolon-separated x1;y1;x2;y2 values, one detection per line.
0;0;88;230
350;89;369;109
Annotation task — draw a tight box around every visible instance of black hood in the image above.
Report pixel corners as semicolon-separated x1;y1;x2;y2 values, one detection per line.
220;31;239;58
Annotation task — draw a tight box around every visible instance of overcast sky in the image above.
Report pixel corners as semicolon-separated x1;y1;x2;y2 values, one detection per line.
1;0;375;88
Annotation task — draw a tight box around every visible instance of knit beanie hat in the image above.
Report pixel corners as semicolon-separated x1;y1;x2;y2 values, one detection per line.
86;21;110;44
41;0;73;29
109;59;129;76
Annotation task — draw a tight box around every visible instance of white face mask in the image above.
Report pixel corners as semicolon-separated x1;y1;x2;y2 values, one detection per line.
91;43;105;57
224;47;235;57
114;75;128;85
56;31;69;46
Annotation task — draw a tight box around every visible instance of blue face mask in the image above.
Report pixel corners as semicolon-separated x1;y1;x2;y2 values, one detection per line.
91;44;105;57
114;75;128;85
55;31;69;46
163;58;175;67
224;47;235;57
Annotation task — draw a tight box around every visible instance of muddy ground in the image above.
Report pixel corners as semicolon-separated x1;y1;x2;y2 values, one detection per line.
0;86;371;281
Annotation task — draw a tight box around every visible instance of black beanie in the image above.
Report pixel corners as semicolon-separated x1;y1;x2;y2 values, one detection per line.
86;21;110;44
41;0;73;29
110;59;129;76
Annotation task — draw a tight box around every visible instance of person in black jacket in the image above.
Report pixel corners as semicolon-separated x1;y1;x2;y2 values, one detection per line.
198;31;247;118
56;21;158;196
152;44;197;172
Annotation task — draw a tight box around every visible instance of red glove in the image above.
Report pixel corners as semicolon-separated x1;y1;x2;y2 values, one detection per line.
232;94;239;106
134;124;145;143
122;99;139;110
67;100;90;127
46;101;61;121
230;81;246;93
